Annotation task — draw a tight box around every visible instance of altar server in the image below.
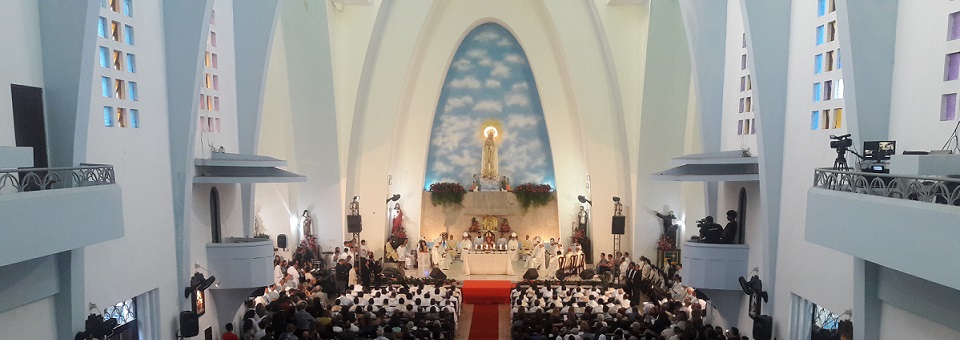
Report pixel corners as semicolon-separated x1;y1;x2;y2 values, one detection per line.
507;233;520;261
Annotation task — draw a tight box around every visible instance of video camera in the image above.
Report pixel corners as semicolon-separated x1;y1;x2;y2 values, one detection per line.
829;134;852;150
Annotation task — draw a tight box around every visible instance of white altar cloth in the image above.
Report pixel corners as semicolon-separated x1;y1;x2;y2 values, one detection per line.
462;252;515;275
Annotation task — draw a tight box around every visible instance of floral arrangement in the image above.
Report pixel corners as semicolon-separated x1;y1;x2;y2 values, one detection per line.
499;220;512;234
384;275;459;286
657;234;676;251
428;182;466;207
391;227;407;241
512;183;554;211
571;227;586;245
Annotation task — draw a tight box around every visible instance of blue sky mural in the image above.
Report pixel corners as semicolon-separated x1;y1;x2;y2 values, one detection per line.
424;23;555;189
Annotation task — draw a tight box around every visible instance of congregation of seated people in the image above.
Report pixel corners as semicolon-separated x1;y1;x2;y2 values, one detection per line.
510;283;747;340
236;242;461;340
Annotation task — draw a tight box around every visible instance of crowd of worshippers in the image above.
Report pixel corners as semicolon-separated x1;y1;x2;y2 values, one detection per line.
238;242;462;340
509;284;747;340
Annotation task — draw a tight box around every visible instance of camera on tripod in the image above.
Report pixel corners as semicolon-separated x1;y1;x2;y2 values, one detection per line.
829;134;852;149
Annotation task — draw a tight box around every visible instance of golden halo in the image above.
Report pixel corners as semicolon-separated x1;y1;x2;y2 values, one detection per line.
483;126;499;138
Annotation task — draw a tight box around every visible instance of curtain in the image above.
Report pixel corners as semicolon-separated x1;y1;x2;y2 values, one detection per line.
789;294;814;340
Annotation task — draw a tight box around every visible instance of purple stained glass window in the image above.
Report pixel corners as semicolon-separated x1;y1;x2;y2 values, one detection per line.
950;12;960;41
946;53;960;81
943;93;957;121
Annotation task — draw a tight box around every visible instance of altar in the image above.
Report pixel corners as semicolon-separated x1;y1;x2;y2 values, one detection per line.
420;191;560;243
462;252;515;276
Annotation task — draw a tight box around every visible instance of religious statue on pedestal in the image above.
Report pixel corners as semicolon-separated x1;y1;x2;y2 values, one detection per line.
481;127;499;179
349;196;360;216
301;209;313;236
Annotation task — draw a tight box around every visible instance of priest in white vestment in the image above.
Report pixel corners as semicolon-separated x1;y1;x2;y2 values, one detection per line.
459;233;473;253
526;242;545;269
507;233;520;261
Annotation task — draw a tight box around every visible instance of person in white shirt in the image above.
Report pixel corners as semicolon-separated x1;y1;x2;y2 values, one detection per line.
526;242;545;269
274;262;285;286
359;239;370;258
286;263;299;286
460;233;473;253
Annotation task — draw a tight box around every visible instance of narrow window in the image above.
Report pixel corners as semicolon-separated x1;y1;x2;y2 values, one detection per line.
746;97;752;112
126;53;136;73
112;50;123;71
215;118;221;132
741;54;747;70
200;94;206;110
825;51;835;71
836;79;844;99
212;75;219;90
738;120;744;135
942;93;958;121
99;46;110;68
824;80;833;101
946;52;960;81
739;98;745;113
814;54;823;74
101;77;111;98
817;0;826;17
210;32;217;47
740;76;746;92
205;52;211;68
111;21;121;42
110;0;121;13
114;79;126;99
104;107;115;127
950;11;960;41
811;111;820;130
98;17;107;38
214;97;220;111
744;119;751;134
200;116;207;131
822;110;831;130
211;54;218;68
827;21;837;42
813;83;822;102
816;25;824;46
124;25;135;45
130;109;139;128
123;0;133;17
210;10;216;26
128;82;138;101
833;108;842;129
117;108;128;128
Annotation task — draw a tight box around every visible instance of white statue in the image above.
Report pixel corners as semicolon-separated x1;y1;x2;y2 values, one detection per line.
480;127;499;179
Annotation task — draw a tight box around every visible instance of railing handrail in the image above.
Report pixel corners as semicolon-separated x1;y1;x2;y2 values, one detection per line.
0;164;116;194
813;168;960;207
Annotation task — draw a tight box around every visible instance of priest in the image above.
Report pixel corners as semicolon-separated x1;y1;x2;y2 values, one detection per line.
507;233;520;261
459;232;473;253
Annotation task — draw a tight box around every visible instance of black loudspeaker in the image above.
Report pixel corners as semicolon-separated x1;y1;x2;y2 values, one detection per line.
429;268;447;281
753;315;773;340
277;234;287;249
179;311;200;337
579;269;596;280
612;216;626;235
347;215;363;233
522;268;539;280
382;267;403;280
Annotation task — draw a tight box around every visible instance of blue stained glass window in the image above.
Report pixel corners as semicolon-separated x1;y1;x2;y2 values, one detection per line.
124;25;134;45
101;77;111;98
99;47;109;68
123;0;133;17
816;25;824;45
104;107;114;127
128;82;138;101
98;17;107;38
126;54;136;73
836;49;842;69
813;83;822;102
811;111;820;130
814;54;823;74
818;0;826;17
130;109;140;128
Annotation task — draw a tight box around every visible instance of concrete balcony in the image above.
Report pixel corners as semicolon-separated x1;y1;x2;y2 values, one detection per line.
806;168;960;291
680;241;749;290
0;165;123;268
206;237;274;289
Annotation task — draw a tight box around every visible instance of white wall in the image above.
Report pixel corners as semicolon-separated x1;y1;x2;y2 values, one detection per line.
889;1;960;150
721;0;758;154
82;0;180;337
879;302;960;340
771;0;854;336
0;0;45;147
0;296;57;340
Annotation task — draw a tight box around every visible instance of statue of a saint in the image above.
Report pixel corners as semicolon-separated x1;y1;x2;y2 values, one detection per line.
480;127;499;179
349;196;360;215
301;210;313;236
578;206;588;230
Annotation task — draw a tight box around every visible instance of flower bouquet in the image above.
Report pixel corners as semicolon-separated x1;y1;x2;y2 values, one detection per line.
429;182;466;207
512;183;554;211
657;234;676;251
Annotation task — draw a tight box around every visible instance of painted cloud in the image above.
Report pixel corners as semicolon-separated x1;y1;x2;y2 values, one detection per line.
425;23;555;188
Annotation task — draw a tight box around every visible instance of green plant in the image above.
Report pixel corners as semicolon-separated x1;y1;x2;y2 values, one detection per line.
512;183;554;211
428;182;466;207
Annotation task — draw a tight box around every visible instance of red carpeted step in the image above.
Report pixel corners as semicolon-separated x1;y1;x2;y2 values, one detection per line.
462;280;513;304
468;304;500;340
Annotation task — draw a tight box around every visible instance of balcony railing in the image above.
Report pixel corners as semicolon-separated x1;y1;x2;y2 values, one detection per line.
0;164;115;194
813;168;960;206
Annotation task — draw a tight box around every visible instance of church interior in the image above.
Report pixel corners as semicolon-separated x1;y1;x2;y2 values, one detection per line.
2;0;960;339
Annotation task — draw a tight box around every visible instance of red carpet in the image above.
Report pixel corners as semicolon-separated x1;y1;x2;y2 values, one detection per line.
468;304;500;340
462;280;513;304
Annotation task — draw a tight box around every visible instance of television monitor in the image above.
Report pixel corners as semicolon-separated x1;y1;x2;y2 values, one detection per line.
863;140;896;160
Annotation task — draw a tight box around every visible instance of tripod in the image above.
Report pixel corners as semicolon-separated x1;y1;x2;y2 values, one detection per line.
832;146;863;171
